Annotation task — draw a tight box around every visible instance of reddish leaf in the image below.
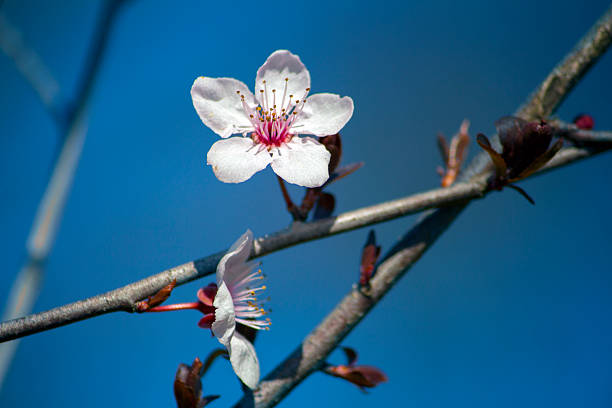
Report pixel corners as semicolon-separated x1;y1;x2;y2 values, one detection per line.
174;356;223;408
322;162;364;188
325;364;388;391
341;346;358;366
437;132;450;163
359;230;381;287
136;279;177;312
313;192;335;220
319;133;342;173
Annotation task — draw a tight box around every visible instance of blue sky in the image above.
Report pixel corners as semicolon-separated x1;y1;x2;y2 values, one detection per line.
1;1;612;407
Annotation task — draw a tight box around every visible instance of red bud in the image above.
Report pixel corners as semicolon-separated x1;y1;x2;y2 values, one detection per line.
573;113;594;130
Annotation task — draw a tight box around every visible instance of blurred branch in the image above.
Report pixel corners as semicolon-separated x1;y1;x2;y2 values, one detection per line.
234;6;612;407
0;0;124;391
0;0;609;370
0;12;61;119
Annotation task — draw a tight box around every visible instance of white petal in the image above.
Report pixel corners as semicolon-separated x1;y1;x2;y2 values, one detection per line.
212;230;253;345
292;93;354;136
218;230;253;284
207;137;273;183
271;137;330;187
227;331;260;389
191;77;256;138
255;50;311;110
212;282;235;346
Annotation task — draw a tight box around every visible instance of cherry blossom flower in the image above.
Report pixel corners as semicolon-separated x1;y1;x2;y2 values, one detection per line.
146;230;269;389
200;229;269;389
191;50;354;187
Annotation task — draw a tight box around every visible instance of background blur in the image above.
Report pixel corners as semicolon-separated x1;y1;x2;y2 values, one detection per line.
1;0;611;407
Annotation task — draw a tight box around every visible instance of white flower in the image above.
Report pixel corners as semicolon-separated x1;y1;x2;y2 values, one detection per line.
191;50;354;187
209;230;270;389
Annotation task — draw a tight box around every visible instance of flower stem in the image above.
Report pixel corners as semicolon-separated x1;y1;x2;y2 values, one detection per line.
276;176;299;218
145;302;201;312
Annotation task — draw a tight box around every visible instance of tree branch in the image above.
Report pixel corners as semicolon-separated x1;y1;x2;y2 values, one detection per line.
235;5;612;406
0;141;608;344
463;2;612;182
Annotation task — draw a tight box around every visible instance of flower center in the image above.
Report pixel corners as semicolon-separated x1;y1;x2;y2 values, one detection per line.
227;267;271;331
238;78;310;148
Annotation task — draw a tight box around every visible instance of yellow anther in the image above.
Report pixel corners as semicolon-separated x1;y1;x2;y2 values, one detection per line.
306;88;310;91
261;285;267;290
285;77;288;81
263;80;266;83
250;114;254;118
256;107;261;110
260;89;264;93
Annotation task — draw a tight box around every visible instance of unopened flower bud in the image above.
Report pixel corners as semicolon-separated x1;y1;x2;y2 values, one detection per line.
573;113;594;130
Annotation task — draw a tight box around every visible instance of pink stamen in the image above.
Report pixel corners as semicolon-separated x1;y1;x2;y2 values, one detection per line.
241;79;309;148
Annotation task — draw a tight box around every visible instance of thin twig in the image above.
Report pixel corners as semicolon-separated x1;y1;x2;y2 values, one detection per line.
0;0;125;391
552;122;612;145
236;5;612;406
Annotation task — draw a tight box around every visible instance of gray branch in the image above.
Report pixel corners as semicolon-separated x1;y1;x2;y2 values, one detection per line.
235;5;612;406
0;141;609;344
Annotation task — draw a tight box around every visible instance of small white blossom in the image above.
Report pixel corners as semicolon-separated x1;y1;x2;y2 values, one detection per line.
208;230;269;389
191;50;354;187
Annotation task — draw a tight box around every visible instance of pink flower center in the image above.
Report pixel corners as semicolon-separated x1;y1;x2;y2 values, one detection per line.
238;78;310;147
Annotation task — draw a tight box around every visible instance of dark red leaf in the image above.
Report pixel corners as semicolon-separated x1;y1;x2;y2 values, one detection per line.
359;230;381;287
324;364;388;390
136;279;177;312
312;192;335;220
322;162;364;188
319;133;342;173
341;346;358;366
174;354;224;408
174;358;204;408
